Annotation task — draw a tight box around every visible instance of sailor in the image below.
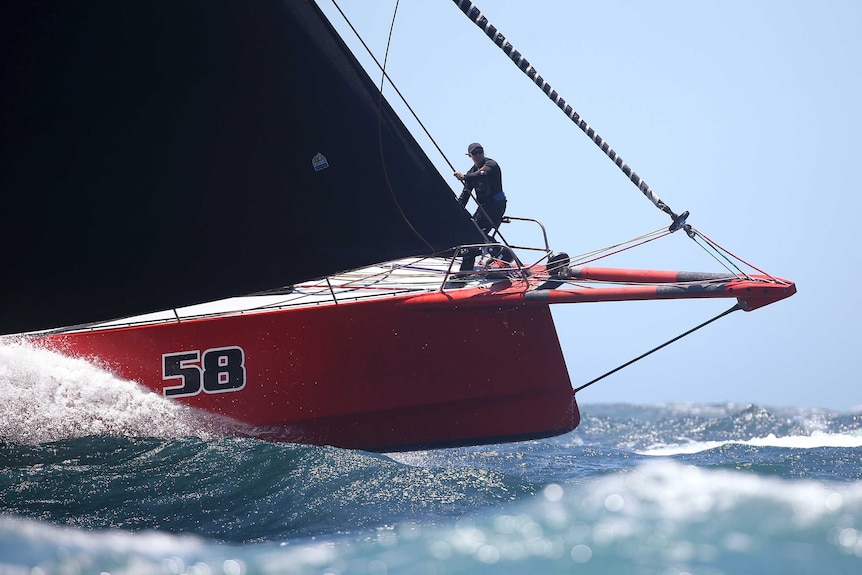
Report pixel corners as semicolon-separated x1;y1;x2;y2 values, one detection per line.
453;143;513;271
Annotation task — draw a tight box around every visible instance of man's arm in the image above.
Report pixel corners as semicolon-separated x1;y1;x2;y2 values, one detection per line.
461;159;497;185
457;186;472;207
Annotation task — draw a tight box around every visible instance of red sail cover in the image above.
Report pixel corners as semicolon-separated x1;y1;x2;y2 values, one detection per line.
0;1;483;334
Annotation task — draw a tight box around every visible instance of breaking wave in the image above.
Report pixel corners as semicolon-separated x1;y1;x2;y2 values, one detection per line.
639;431;862;456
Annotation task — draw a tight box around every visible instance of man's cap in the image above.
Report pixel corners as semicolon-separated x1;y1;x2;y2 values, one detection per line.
466;142;484;155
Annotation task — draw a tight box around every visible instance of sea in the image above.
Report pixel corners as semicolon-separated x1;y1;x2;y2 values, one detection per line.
1;340;861;574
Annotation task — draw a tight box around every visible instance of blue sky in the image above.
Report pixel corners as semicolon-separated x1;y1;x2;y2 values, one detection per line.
318;1;861;411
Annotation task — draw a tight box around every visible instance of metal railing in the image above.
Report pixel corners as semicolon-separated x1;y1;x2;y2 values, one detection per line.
441;215;556;289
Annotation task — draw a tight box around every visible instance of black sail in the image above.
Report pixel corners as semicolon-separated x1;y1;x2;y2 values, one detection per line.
0;0;482;334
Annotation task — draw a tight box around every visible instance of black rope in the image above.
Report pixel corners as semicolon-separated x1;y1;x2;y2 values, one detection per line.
572;303;742;395
451;0;684;225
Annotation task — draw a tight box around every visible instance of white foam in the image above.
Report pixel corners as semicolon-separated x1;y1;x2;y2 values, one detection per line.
554;459;862;529
0;515;203;554
0;339;224;444
638;431;862;456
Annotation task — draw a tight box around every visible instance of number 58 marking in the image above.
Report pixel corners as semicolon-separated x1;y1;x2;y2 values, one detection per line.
162;346;247;397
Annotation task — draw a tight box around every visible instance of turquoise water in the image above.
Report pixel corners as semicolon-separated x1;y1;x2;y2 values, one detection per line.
1;341;861;574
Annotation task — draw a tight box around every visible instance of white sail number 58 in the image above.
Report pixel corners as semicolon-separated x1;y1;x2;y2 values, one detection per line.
162;346;247;397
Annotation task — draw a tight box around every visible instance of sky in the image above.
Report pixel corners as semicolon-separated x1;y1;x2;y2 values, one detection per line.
317;0;861;411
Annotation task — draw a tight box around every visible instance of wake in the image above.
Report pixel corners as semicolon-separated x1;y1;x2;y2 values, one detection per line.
0;339;225;444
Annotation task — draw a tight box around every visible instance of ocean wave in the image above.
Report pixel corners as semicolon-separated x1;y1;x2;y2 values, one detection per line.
638;431;862;456
577;402;861;452
3;460;861;574
0;435;537;543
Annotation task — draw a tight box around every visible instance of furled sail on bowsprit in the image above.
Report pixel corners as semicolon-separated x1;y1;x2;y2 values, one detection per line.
0;0;484;334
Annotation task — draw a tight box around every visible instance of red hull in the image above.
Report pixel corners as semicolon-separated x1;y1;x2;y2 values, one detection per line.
33;258;795;451
40;293;579;451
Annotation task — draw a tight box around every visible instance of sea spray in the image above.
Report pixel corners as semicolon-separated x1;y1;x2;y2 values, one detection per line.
0;339;224;444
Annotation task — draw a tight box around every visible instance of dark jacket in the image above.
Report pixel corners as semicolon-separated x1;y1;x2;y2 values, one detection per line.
458;157;505;207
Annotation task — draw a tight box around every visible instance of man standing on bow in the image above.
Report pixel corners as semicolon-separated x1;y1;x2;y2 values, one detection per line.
454;142;511;272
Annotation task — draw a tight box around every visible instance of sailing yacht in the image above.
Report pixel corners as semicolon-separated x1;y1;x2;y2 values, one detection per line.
1;1;794;451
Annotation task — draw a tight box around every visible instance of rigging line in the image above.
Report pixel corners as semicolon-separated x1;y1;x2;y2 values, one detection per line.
565;226;667;265
451;0;687;227
328;0;457;174
329;0;500;257
369;0;436;253
692;227;785;283
569;227;668;263
689;231;750;279
572;303;742;395
573;230;672;267
382;6;514;260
